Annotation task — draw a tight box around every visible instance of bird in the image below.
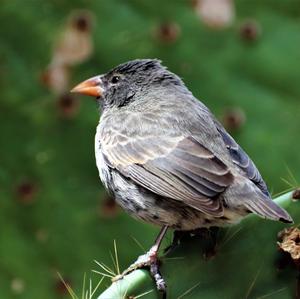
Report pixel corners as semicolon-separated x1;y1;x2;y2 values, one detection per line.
71;59;292;296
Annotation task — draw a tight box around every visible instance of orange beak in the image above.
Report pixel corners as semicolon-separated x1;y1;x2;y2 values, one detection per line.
71;76;104;97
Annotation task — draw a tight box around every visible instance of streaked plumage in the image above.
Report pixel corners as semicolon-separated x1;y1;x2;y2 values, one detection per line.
71;59;292;295
85;59;292;230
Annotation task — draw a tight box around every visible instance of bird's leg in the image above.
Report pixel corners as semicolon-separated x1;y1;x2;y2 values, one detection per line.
113;226;169;294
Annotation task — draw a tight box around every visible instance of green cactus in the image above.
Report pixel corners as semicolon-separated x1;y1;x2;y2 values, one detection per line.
1;1;300;299
98;191;300;299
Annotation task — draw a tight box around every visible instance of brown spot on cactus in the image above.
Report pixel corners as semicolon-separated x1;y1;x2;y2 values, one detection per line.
278;227;300;267
16;181;38;204
240;20;261;42
292;189;300;200
99;196;120;218
72;13;92;32
154;22;181;43
221;107;246;132
57;93;80;118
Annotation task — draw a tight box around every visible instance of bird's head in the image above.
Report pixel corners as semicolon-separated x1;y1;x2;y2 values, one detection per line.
71;59;184;109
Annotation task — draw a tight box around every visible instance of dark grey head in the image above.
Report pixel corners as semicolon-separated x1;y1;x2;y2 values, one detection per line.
71;59;185;109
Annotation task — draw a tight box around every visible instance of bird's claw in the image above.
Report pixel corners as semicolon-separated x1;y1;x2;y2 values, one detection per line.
112;245;167;297
150;261;166;293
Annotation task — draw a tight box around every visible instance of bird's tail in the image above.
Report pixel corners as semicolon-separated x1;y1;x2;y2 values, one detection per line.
243;190;293;223
227;179;293;223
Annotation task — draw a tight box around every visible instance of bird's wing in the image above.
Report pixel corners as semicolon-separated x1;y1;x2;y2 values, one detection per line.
214;120;270;197
101;129;234;216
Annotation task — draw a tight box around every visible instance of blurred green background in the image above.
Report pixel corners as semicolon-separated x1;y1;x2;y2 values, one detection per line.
1;0;300;298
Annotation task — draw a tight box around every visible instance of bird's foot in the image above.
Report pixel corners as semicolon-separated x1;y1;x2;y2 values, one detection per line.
112;244;166;295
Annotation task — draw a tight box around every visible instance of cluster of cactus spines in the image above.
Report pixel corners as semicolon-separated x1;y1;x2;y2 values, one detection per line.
98;191;300;299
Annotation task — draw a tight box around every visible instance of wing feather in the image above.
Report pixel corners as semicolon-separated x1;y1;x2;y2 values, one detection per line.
215;122;270;197
101;130;234;216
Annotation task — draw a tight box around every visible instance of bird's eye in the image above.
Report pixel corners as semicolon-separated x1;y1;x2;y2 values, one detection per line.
111;76;120;84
